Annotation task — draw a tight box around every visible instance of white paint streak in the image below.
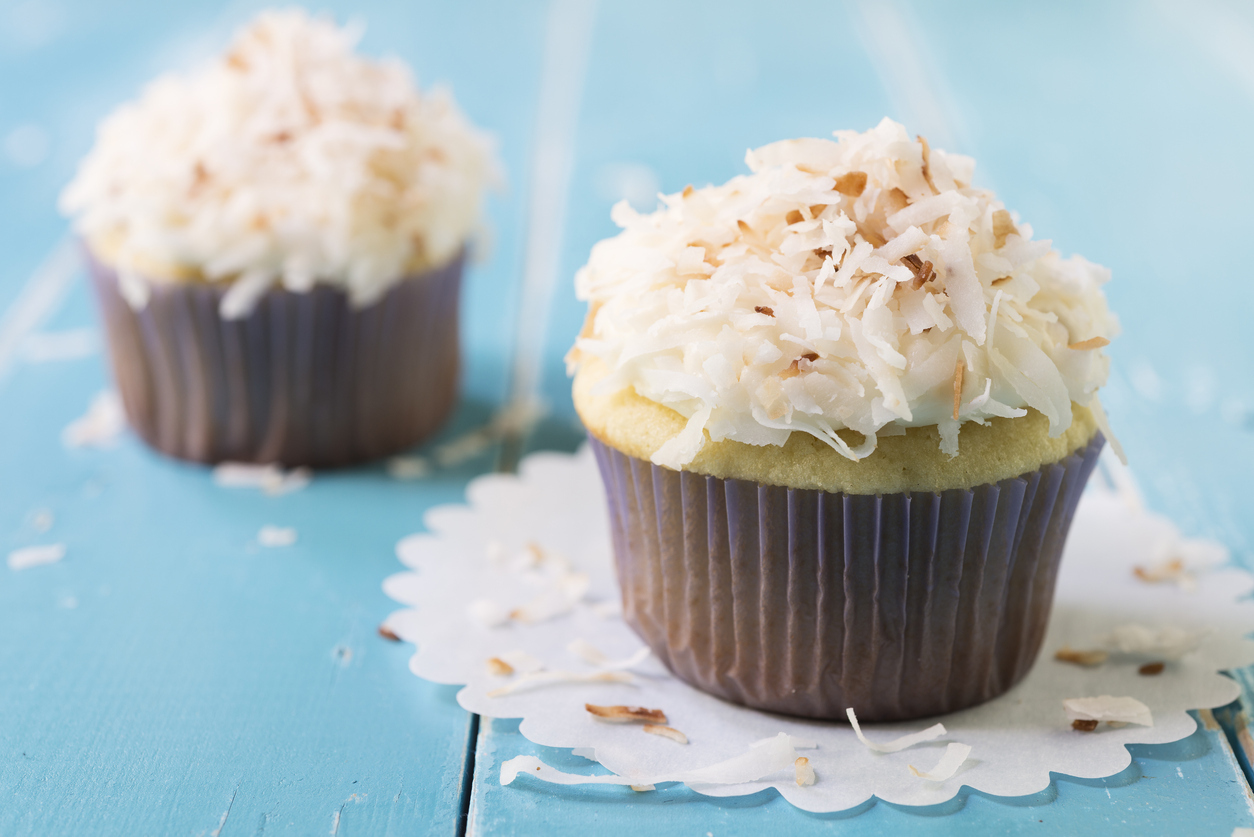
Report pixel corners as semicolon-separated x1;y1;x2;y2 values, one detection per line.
853;0;969;156
0;237;80;389
1162;0;1254;101
8;543;65;570
20;327;98;362
506;0;597;427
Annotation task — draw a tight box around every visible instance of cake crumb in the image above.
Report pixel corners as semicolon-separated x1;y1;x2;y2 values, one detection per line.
1138;662;1165;676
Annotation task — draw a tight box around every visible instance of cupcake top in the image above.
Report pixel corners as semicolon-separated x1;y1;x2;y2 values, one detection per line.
568;119;1118;471
61;8;498;317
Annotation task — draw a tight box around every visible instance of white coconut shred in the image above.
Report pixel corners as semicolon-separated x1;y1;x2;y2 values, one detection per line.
568;119;1118;466
60;9;498;317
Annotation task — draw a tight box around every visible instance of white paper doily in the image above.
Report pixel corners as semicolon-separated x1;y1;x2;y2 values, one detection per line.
383;445;1254;811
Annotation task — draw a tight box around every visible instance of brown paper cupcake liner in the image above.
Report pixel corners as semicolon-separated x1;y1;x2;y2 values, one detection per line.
589;432;1104;722
87;250;463;467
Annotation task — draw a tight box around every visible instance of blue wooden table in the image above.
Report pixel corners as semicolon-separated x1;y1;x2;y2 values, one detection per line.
3;2;1253;834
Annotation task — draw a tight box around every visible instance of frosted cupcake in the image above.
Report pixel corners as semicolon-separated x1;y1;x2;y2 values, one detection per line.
61;9;497;467
569;119;1117;721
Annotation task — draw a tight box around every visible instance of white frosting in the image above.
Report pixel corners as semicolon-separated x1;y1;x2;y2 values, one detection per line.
61;9;498;316
569;119;1118;468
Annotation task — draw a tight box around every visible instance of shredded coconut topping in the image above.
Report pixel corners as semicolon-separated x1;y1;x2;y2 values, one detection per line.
61;9;498;315
569;119;1118;465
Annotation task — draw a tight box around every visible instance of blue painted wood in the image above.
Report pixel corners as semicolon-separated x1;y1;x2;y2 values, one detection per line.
491;0;1254;832
469;712;1254;836
0;1;546;833
3;0;1254;833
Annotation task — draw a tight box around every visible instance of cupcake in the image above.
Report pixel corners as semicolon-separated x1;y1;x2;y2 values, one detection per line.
60;9;497;467
568;119;1118;722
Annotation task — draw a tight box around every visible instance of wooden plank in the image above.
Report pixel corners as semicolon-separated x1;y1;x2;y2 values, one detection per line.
0;1;548;833
468;713;1254;836
481;0;1254;832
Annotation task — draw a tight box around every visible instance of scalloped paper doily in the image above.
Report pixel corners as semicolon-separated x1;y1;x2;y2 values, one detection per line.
384;445;1254;812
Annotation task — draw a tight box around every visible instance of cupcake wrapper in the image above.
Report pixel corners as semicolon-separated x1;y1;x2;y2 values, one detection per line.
88;252;463;467
589;433;1104;722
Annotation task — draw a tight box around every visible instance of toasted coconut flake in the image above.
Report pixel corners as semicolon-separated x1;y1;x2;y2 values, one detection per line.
573;121;1117;469
1133;557;1190;586
846;707;946;753
952;360;964;421
629;784;655;792
586;704;667;724
883;187;910;215
1063;696;1153;727
487;670;632;697
1054;646;1109;667
643;724;689;744
908;743;971;781
992;209;1017;248
497;650;544;674
377;624;401;642
1072;719;1100;732
794;756;816;786
682;184;694;197
1138;662;1165;676
856;223;887;248
918;134;935;191
833;170;868;196
1067;336;1110;351
486;657;514;676
755;305;775;316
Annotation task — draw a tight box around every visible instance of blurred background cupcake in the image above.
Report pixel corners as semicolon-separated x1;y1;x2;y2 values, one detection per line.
570;119;1118;721
60;8;498;467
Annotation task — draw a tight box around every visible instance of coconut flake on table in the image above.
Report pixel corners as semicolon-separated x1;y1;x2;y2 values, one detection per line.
486;670;633;698
62;391;125;448
1102;624;1204;661
59;9;499;316
500;732;805;789
257;525;297;547
213;462;311;495
1063;696;1154;727
568;118;1119;466
846;707;948;753
7;544;66;570
567;638;651;670
908;743;972;782
386;456;431;481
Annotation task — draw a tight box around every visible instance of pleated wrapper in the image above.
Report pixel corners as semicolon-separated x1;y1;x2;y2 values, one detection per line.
589;432;1104;722
87;250;463;467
